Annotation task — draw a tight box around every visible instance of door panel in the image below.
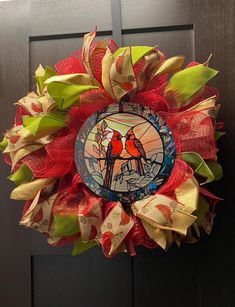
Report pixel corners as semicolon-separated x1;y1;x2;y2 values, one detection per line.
32;252;132;307
30;0;112;36
0;2;31;307
193;1;235;306
133;246;200;307
120;0;193;29
122;29;194;64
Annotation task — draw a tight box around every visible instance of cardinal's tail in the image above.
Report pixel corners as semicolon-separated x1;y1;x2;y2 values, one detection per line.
135;158;145;176
104;160;115;188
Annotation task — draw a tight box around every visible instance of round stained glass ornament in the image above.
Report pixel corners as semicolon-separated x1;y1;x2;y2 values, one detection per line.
75;103;176;203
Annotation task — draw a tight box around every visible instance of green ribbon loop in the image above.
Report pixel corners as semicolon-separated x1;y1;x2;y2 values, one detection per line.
47;82;98;110
34;65;57;94
0;136;8;151
8;164;33;186
113;46;154;64
54;215;80;237
72;238;97;256
165;64;218;107
182;152;223;184
23;111;66;136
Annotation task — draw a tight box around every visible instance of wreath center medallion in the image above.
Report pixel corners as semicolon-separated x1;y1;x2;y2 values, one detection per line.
75;103;176;203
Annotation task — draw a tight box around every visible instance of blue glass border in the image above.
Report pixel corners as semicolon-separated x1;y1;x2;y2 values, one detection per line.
75;102;176;203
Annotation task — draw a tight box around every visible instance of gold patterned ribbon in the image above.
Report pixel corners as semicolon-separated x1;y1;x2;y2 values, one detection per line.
20;191;57;235
101;202;134;256
77;198;103;242
132;193;197;249
19;177;199;255
100;176;198;255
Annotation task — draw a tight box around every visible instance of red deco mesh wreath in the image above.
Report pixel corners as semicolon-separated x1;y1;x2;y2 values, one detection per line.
0;31;223;257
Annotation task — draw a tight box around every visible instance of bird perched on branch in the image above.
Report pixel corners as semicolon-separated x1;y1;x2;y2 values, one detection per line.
104;130;123;189
125;128;146;176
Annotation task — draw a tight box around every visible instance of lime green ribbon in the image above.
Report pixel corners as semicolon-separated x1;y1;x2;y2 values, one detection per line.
72;238;96;256
165;64;218;107
113;46;154;64
53;213;97;256
23;111;66;136
196;194;209;226
182;152;223;184
8;164;33;186
54;215;80;237
0;136;8;151
34;65;56;94
47;82;99;110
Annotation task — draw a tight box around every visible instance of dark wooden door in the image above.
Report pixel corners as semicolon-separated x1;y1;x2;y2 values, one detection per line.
0;1;234;307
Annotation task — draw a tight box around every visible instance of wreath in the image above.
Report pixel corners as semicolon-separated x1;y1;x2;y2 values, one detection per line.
0;31;223;257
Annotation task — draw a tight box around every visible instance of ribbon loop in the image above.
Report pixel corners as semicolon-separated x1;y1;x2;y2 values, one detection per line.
78;198;103;242
132;193;196;249
101;202;134;257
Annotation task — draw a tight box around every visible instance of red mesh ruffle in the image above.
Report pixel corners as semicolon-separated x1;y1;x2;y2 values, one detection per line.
157;159;193;196
55;39;118;80
133;57;145;76
167;110;216;159
88;39;118;83
68;89;114;133
132;89;168;112
147;73;168;91
55;54;86;75
22;129;76;178
125;215;157;256
53;175;101;217
79;88;114;117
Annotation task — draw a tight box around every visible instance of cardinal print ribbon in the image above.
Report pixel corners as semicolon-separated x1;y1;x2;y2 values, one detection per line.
132;194;197;249
78;198;103;242
101;202;134;257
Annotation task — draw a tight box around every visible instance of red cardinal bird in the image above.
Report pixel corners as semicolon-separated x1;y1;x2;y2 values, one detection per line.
104;130;123;188
125;128;146;176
